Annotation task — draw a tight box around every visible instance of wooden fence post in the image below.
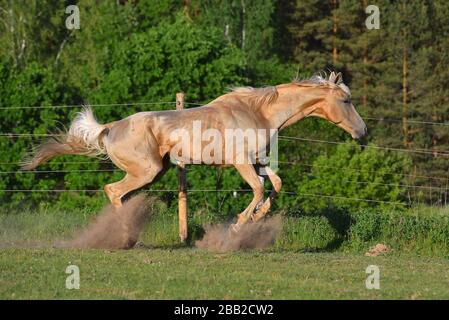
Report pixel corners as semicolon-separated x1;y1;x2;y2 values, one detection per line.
176;92;188;242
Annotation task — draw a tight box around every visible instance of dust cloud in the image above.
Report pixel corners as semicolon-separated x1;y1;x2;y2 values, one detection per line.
60;194;154;250
195;215;282;252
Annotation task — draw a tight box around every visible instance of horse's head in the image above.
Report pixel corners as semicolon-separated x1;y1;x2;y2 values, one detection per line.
307;72;367;139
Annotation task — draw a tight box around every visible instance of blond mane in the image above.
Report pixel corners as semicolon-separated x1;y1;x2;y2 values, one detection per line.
211;71;350;110
211;86;279;110
293;71;351;97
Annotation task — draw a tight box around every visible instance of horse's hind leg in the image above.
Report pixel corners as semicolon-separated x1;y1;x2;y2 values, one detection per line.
104;168;161;207
252;166;282;222
104;152;163;207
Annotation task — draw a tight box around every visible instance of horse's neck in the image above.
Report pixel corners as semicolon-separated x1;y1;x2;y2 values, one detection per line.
263;89;321;130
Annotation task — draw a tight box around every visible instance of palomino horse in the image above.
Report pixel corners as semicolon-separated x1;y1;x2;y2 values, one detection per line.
23;71;367;231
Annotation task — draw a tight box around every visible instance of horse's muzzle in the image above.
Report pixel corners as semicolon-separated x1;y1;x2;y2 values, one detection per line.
352;126;368;140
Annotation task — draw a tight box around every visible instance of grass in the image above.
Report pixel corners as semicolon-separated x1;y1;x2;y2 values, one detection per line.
2;203;449;257
1;204;449;299
1;248;449;299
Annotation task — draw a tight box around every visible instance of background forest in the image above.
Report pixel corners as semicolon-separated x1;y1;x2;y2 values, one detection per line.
1;0;448;215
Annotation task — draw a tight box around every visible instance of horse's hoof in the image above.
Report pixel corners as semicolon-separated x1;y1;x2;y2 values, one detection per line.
251;213;263;222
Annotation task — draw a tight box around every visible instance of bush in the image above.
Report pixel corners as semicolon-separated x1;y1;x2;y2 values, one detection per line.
346;208;449;255
274;206;449;257
295;142;412;213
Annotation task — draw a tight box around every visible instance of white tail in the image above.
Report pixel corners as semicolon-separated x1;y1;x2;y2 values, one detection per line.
68;106;107;155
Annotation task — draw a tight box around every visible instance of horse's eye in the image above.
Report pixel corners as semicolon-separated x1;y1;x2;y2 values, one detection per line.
343;99;351;104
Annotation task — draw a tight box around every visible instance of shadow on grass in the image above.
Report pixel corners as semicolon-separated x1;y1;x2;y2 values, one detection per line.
282;206;354;253
321;207;353;251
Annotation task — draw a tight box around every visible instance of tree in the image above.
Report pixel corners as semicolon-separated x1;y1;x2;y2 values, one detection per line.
0;0;69;67
0;8;247;210
190;0;290;85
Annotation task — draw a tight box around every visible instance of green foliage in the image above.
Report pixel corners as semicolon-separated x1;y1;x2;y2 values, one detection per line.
295;142;411;213
0;9;246;209
191;0;290;85
2;204;449;257
276;206;449;257
0;0;70;67
346;208;449;255
91;13;245;105
0;0;448;210
0;59;73;204
277;215;339;250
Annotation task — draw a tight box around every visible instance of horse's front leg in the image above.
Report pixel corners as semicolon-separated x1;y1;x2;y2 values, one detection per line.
252;166;282;222
230;164;264;232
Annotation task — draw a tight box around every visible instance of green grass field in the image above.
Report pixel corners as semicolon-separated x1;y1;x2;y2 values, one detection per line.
1;204;449;299
1;248;449;299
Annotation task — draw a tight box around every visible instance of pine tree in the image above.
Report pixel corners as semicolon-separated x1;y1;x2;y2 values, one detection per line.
287;0;334;72
277;0;449;205
408;0;449;204
363;0;449;203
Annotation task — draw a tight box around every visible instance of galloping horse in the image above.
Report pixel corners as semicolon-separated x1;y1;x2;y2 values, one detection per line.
23;71;367;230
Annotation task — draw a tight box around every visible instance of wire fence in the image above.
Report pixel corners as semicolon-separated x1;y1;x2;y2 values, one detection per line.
1;158;448;182
0;161;110;165
275;161;449;182
0;100;448;206
0;100;448;125
0;101;176;110
0;188;406;206
363;116;449;127
0;166;447;192
278;135;449;157
0;164;446;206
0;169;119;174
1;100;448;158
1;132;449;157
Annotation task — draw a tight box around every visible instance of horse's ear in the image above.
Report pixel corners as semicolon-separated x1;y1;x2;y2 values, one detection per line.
329;71;338;83
335;72;343;84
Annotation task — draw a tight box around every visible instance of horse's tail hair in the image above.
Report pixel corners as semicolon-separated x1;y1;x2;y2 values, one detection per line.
21;106;109;170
